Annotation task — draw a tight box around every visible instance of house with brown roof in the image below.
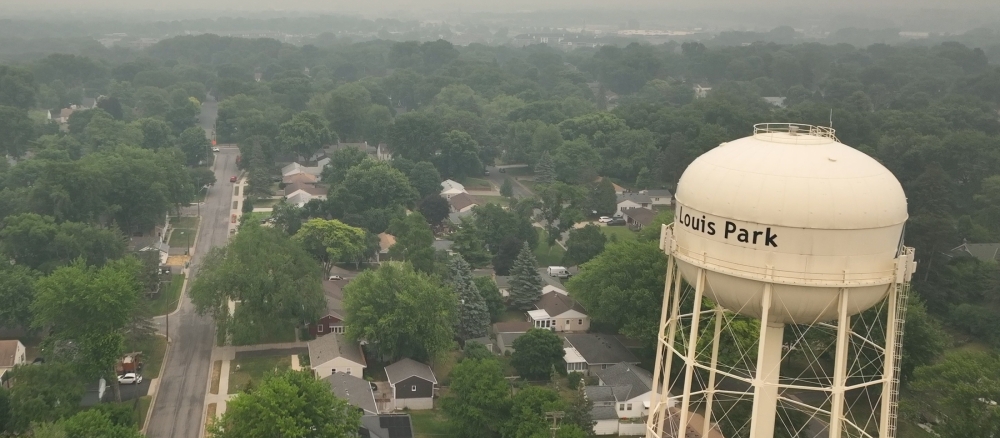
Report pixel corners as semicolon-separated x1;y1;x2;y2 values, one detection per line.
309;333;367;377
285;182;329;207
527;290;590;332
448;193;480;213
621;207;657;229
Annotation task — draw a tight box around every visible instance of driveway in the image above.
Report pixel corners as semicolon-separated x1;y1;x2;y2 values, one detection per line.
145;148;239;438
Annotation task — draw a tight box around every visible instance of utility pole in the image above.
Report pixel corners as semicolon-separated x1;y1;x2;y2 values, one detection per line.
545;411;564;438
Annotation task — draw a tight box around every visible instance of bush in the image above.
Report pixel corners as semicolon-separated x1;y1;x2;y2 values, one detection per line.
567;371;583;389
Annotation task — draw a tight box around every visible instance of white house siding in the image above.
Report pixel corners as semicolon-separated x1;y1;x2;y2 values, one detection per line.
616;391;651;419
312;357;365;377
617;200;643;214
393;397;434;410
594;419;619;435
554;310;590;332
618;422;646;436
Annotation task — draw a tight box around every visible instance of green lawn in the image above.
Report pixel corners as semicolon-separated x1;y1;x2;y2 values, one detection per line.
600;225;638;242
500;309;525;322
125;335;168;379
170;216;200;229
476;195;510;207
228;355;292;394
254;198;280;208
461;177;493;190
431;350;462;387
533;228;565;267
410;409;456;438
148;273;184;316
134;396;152;429
242;211;270;224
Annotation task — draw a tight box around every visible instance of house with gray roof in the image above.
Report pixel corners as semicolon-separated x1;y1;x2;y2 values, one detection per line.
385;358;438;410
616;193;652;215
639;189;673;206
360;414;414;438
585;362;676;435
323;372;378;415
496;331;527;355
309;333;367;377
946;242;1000;263
621;207;657;229
563;334;639;376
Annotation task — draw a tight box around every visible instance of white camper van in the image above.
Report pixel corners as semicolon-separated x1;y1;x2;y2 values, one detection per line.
547;266;571;278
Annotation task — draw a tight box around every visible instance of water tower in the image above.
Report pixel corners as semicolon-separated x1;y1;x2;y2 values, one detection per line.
645;124;917;438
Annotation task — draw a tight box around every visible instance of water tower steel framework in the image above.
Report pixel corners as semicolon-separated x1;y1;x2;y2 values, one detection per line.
645;124;918;438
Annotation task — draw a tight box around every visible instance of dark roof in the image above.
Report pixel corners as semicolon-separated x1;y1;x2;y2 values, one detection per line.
432;240;454;251
323;372;378;414
283;173;318;185
448;193;480;211
494;276;511;289
309;334;367;368
535;291;587;317
946;242;1000;262
591;405;619;420
384;358;437;385
622;207;657;226
642;189;673;198
564;334;639;365
497;332;526;348
585;385;616;403
322;279;346;319
360;414;414;438
617;193;651;204
596;362;653;400
492;321;532;333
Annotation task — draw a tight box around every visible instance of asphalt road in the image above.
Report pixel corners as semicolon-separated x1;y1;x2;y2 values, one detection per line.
146;149;238;438
485;165;533;199
199;94;218;137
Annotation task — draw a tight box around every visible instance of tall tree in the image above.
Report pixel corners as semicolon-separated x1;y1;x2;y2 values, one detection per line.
209;370;362;438
409;161;443;199
5;363;85;432
534;151;556;185
473;276;506;322
491;236;523;276
59;409;143;438
562;224;607;266
388;111;445;162
136;118;173;151
509;242;543;311
442;357;511;438
343;262;455;361
0;106;34;158
32;258;142;402
451;218;492;268
177;126;210;165
0;66;36;109
436;130;484;179
294;218;369;275
191;224;324;345
320;147;368;185
909;350;1000;438
588;178;617;216
500;178;514;198
503;386;564;438
449;255;490;340
388;212;436;274
417;194;450;226
0;263;38;329
342;160;418;212
510;329;565;381
279;111;335;160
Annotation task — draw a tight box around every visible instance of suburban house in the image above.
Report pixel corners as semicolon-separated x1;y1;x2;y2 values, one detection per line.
384;358;438;410
138;241;171;266
496;332;527;355
448;193;480;213
309;333;367;377
376;143;393;161
323;372;379;415
432;239;454;254
360;414;414;438
563;334;640;376
945;242;1000;262
542;284;568;295
527;290;590;332
283;172;318;185
284;183;328;207
281;157;331;177
377;233;396;263
81;97;98;109
310;278;347;337
621;208;657;230
440;180;467;199
587;362;677;436
639;189;673;206
494;275;511;297
616;193;652;214
492;321;532;354
0;340;26;387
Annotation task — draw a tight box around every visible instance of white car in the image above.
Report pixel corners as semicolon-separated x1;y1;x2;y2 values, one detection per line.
212;147;220;152
118;373;143;385
328;275;344;281
598;216;612;223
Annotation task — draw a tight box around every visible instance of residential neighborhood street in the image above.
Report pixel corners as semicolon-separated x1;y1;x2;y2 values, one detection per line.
485;164;533;199
145;148;239;438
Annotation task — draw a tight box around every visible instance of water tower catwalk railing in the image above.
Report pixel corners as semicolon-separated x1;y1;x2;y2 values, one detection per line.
645;224;917;438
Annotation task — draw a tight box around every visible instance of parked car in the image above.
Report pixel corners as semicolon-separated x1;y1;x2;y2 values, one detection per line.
118;373;143;385
212;147;220;152
329;275;344;281
598;216;612;223
607;217;627;226
229;175;238;183
499;168;506;173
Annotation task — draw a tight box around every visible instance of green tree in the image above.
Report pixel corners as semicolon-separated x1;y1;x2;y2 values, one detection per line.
500;178;514;198
563;386;594;436
450;255;491;340
534;151;556;185
342;160;418;212
209;370;362;438
320;147;368;185
567;240;666;346
279;111;334;160
388;212;436;274
637;210;674;242
442;357;511;438
294;218;369;275
0;66;36;109
0;263;37;329
409;161;443;199
0;106;34;158
135;118;173;150
909;350;1000;438
388;111;445;162
900;298;949;382
191;224;324;345
588;178;617;217
473;276;506;322
314;82;372;142
463;340;494;361
563;224;607;266
5;363;85;432
32;258;142;402
418;194;450;226
343;262;455;361
60;409;142;438
634;166;654;190
436;130;483;179
503;386;563;438
509;242;543;311
492;236;523;276
451;218;492;268
510;329;564;381
177;126;210;165
472;203;538;254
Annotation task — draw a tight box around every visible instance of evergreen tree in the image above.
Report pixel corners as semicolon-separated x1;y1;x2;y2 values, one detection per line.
509;242;542;310
635;166;654;190
500;178;514;198
589;178;617;216
534;152;556;185
450;255;490;340
452;218;492;267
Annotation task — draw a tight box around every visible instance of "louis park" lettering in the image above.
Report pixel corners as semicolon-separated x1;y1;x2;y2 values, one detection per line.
678;206;778;247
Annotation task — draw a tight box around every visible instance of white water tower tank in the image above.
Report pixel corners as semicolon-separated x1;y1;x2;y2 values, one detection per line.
671;124;908;323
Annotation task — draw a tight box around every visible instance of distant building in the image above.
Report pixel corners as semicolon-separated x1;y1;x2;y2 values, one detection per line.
945;242;1000;263
694;84;712;99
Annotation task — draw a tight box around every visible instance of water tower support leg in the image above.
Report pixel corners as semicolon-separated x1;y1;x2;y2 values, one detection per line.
829;288;851;438
879;282;902;438
654;266;684;436
647;257;676;438
676;268;706;438
701;306;724;437
749;285;784;438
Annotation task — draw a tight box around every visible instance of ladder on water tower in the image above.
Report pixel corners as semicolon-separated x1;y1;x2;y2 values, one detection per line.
887;282;910;438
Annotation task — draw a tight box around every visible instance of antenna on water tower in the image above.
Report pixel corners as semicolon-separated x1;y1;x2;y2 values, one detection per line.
830;108;834;128
645;123;917;438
